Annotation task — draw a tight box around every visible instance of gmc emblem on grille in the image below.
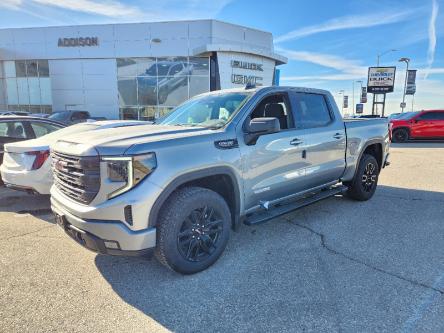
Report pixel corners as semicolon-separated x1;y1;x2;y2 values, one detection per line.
54;160;66;171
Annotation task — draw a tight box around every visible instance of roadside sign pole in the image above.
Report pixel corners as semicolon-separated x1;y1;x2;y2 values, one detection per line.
371;93;386;116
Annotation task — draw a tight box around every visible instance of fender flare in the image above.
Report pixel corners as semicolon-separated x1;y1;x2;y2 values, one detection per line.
350;139;384;181
148;166;242;229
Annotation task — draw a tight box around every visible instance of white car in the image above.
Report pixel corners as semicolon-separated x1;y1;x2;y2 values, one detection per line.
0;120;145;194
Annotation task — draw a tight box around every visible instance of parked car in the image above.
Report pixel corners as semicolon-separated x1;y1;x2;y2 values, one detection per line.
0;111;30;116
0;116;65;167
1;120;145;194
137;61;193;104
390;110;444;142
50;86;390;274
48;111;107;125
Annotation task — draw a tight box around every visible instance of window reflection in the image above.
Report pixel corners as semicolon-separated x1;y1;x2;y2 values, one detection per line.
117;57;210;120
118;78;137;106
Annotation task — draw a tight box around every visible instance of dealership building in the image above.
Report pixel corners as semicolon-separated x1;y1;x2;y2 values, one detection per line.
0;20;287;120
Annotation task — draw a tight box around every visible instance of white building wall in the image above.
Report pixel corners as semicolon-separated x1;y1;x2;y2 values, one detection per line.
49;59;118;118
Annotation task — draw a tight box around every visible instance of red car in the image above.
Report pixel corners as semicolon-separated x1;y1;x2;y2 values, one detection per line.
390;110;444;142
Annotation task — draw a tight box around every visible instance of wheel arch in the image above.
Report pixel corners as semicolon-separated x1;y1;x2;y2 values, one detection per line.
149;167;241;230
351;140;384;181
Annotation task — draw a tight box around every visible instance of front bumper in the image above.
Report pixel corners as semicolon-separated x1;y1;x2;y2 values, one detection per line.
52;196;157;255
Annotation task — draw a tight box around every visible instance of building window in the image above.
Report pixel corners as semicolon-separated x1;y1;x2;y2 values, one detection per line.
0;60;52;114
117;57;209;120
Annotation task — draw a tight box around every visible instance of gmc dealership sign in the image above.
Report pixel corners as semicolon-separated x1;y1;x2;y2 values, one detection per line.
367;67;396;93
58;37;99;47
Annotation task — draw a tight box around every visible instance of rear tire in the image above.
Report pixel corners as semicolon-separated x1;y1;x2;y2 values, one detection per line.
392;128;409;143
155;187;231;274
344;154;379;201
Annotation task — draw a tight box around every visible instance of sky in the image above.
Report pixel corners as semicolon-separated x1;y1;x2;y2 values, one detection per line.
0;0;443;115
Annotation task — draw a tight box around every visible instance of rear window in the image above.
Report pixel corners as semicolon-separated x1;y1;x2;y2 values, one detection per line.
0;121;26;139
292;93;332;129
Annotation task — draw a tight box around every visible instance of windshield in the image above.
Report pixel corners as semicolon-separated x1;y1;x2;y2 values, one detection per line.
48;112;66;121
146;63;171;76
393;111;420;120
158;92;252;129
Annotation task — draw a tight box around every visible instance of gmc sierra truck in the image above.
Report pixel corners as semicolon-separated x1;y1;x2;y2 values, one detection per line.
50;86;390;274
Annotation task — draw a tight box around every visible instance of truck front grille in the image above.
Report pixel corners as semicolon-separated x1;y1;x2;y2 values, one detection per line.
51;151;100;204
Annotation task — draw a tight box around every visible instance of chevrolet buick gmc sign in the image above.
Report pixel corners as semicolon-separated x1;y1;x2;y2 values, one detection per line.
58;37;99;47
231;60;264;85
367;67;396;93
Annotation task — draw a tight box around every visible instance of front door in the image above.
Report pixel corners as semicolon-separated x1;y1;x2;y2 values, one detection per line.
290;92;346;189
239;92;311;210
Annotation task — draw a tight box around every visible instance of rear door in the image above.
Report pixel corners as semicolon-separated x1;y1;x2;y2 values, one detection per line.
290;92;346;189
428;111;444;138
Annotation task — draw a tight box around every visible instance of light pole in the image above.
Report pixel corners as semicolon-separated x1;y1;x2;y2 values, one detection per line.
377;49;397;66
399;57;410;113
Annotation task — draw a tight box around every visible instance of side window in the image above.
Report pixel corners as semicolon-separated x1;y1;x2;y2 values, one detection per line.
249;93;293;130
292;93;332;129
170;64;183;75
0;121;27;139
30;122;61;138
418;112;444;120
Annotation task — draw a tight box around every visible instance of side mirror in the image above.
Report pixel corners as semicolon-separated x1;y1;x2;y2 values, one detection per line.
244;117;280;145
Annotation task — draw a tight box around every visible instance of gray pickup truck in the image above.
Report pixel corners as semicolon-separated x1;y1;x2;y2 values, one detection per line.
51;86;390;274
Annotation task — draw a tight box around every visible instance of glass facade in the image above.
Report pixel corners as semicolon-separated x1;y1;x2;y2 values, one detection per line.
0;60;52;114
117;57;210;120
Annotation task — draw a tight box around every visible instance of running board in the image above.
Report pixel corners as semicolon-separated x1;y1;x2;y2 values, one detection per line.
244;185;348;226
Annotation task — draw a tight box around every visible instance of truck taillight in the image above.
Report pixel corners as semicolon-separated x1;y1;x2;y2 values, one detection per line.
26;150;50;170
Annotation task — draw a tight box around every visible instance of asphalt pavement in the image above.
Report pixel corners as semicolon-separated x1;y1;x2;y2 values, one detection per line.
0;142;443;332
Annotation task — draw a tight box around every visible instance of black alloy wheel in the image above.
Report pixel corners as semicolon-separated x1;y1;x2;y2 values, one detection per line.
393;128;409;143
155;186;231;274
361;162;377;193
344;154;379;201
177;206;223;262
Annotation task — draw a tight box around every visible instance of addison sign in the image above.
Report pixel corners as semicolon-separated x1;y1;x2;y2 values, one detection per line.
58;37;99;47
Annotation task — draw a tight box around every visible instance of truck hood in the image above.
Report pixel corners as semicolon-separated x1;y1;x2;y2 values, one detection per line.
53;124;215;156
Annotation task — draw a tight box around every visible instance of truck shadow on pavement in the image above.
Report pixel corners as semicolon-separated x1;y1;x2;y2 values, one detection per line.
94;185;444;333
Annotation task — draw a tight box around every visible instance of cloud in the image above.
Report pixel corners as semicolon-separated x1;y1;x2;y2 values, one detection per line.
1;0;233;21
424;0;439;79
275;9;415;43
31;0;142;18
277;47;368;79
0;0;22;10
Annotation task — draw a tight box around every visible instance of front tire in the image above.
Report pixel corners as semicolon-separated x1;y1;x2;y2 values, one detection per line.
392;128;409;143
155;187;231;274
345;154;379;201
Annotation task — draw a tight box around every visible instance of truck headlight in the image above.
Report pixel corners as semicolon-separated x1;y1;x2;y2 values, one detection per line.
102;153;157;199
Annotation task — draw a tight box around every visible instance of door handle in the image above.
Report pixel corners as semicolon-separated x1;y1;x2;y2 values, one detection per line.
333;133;344;139
290;138;303;146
